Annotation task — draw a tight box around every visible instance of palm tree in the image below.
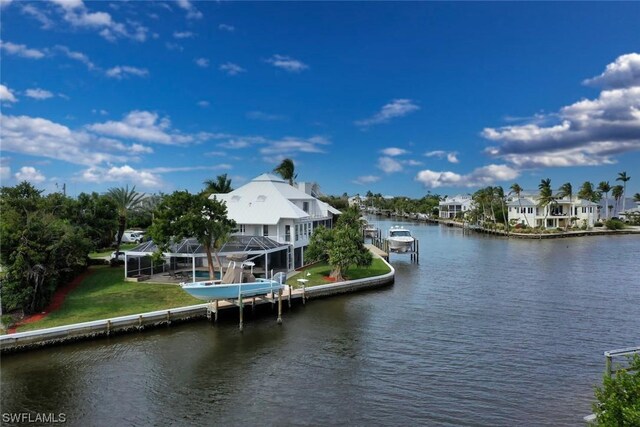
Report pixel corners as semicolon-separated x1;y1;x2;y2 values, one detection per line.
494;186;509;234
616;171;631;213
597;181;611;220
577;181;599;203
538;178;554;228
557;182;573;229
106;185;145;259
273;158;297;186
612;185;624;216
510;183;530;228
634;193;640;203
203;174;233;196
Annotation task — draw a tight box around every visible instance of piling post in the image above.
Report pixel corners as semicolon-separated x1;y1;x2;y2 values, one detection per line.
214;300;219;322
606;354;612;378
277;288;283;324
288;285;292;308
239;299;244;332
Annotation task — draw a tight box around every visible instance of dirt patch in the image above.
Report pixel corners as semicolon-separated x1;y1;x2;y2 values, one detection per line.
7;269;95;334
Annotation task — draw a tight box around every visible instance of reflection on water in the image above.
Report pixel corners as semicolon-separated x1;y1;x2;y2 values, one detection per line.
2;220;639;426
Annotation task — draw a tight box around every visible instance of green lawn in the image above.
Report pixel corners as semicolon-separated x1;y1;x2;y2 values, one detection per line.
17;266;201;332
89;243;138;259
287;257;391;288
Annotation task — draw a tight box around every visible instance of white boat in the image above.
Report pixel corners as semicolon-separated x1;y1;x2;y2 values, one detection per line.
180;257;285;301
387;226;415;252
360;217;378;238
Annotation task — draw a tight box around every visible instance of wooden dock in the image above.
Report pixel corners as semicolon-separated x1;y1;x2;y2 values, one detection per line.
365;243;388;261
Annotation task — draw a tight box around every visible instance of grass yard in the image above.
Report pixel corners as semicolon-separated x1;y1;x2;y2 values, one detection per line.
287;257;391;288
17;266;201;332
89;243;138;259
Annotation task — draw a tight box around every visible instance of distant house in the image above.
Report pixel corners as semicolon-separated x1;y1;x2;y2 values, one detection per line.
439;195;472;219
507;196;598;229
213;173;341;270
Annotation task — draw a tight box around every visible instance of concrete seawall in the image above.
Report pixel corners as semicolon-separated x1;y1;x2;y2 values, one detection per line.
1;257;395;353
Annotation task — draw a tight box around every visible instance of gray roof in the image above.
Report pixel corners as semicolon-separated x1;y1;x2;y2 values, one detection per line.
128;236;287;256
507;198;537;207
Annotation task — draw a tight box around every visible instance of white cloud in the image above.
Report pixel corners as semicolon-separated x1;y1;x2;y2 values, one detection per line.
483;85;640;168
25;88;54;100
176;0;202;19
21;4;54;28
218;24;235;32
355;99;420;127
92;109;108;115
0;40;46;59
415;164;519;189
259;136;329;156
0;84;17;103
403;159;423;166
14;166;46;183
219;62;246;76
146;165;232;174
377;156;403;173
266;54;308;73
0;157;11;181
0;0;14;9
55;45;96;70
79;165;163;188
380;147;409;156
165;42;184;51
105;65;149;79
0;113;138;165
425;150;460;164
87;110;197;145
195;57;209;68
353;175;380;185
49;0;148;42
197;101;209;108
246;111;286;121
173;31;194;39
583;53;640;89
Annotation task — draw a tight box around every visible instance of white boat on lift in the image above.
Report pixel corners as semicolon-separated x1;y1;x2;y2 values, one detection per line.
180;257;285;301
387;225;415;253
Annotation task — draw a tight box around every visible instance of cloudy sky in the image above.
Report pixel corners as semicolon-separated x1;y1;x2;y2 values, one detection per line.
1;1;639;197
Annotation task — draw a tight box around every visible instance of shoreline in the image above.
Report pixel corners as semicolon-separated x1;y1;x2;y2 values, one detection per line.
0;253;395;354
427;218;640;239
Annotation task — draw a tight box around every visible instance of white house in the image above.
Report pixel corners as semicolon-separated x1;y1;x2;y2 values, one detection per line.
507;196;598;229
213;173;341;270
439;195;473;219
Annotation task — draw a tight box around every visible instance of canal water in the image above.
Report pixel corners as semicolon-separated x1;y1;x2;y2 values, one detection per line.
2;220;639;426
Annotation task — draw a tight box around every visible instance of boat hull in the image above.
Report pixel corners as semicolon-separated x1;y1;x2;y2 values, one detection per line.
181;279;284;301
388;237;414;252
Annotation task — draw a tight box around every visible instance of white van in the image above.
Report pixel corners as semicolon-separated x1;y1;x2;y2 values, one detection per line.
115;231;143;243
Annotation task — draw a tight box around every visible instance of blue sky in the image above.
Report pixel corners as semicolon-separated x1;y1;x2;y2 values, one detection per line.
1;1;639;198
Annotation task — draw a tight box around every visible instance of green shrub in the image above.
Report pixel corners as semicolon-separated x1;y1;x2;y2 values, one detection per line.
605;219;625;230
593;354;640;426
594;222;604;228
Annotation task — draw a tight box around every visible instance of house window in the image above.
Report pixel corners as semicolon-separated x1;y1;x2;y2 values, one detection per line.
295;225;299;241
239;224;245;234
285;225;291;242
528;207;533;214
582;207;586;213
589;207;593;213
263;225;269;237
303;201;309;213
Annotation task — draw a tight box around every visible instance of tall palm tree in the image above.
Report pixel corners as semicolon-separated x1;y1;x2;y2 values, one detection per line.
106;185;145;259
510;183;530;228
616;171;631;213
557;182;573;229
494;186;509;234
203;174;233;196
597;181;611;220
577;181;599;203
273;158;297;186
612;185;624;216
538;178;554;228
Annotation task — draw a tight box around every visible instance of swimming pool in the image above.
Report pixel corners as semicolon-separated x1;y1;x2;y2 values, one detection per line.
194;270;221;279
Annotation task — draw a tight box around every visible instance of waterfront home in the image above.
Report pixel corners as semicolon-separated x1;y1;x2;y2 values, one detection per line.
507;196;598;229
213;173;340;270
438;195;473;219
